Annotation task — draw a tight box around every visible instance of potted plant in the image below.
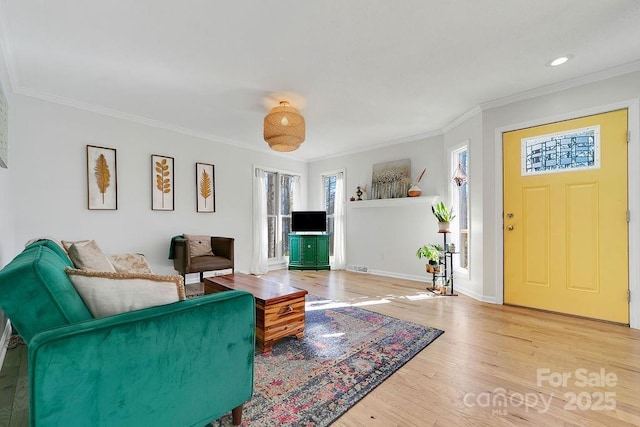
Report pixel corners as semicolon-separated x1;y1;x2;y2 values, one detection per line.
432;201;455;232
416;243;443;273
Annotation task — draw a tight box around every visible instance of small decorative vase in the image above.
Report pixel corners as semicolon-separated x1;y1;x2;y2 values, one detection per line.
438;221;450;232
407;185;421;197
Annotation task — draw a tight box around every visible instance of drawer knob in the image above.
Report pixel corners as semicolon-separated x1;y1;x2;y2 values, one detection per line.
278;305;294;315
307;245;311;248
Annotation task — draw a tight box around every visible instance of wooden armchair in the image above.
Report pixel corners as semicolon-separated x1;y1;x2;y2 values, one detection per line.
172;236;234;281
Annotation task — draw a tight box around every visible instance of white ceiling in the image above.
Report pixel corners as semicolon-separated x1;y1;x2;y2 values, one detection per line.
2;0;640;161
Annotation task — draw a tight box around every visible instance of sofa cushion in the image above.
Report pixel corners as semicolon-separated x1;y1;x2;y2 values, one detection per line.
68;240;116;272
0;245;93;343
107;253;153;274
184;234;214;257
65;268;186;318
61;239;91;253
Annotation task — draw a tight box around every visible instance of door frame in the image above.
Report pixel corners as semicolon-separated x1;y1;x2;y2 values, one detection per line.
493;99;640;329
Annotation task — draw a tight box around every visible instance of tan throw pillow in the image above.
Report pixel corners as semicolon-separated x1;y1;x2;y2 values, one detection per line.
184;234;214;257
61;239;91;253
108;253;153;274
68;240;116;272
65;268;186;318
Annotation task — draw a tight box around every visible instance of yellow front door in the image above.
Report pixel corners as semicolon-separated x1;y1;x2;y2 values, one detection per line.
503;109;629;323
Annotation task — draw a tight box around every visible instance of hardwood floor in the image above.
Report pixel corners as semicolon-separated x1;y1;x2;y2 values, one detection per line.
265;270;640;427
1;270;639;426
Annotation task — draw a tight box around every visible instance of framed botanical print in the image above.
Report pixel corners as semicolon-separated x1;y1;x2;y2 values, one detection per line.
152;155;174;211
196;162;215;212
87;145;117;210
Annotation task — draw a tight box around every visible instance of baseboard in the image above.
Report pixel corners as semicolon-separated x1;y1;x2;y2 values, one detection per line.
367;269;430;284
365;269;499;303
0;319;11;369
454;284;498;303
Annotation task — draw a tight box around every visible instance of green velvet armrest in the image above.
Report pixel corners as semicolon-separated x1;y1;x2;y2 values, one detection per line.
28;290;255;427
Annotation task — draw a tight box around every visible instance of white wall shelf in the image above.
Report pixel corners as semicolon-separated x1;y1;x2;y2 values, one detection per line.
347;195;437;208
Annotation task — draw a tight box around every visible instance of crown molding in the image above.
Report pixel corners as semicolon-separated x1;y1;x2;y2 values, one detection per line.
441;106;482;133
437;60;640;135
13;85;309;160
479;59;640;111
311;128;443;162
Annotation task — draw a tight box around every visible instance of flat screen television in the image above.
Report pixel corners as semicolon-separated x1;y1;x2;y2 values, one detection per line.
291;211;327;232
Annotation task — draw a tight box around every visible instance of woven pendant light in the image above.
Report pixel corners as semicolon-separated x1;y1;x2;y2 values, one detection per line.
264;101;305;152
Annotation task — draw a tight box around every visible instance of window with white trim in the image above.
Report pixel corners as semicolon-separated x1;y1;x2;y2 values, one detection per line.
322;174;337;256
451;146;469;270
265;171;298;262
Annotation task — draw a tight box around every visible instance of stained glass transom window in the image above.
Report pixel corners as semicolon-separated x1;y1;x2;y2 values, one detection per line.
521;125;600;176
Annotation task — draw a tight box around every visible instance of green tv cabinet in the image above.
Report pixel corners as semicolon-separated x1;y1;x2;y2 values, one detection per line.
288;233;331;271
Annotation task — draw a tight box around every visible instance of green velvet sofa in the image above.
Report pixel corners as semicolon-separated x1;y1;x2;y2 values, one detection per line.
0;239;255;426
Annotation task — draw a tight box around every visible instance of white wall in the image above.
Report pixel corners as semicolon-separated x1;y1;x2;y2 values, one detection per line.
0;46;13;268
0;40;14;366
309;136;446;281
9;95;307;274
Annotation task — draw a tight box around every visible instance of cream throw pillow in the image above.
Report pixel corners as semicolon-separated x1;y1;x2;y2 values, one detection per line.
184;234;214;257
108;253;153;274
61;239;91;253
65;268;186;318
68;240;116;272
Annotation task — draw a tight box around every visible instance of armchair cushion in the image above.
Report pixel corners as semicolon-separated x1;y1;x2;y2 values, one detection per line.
65;268;186;318
171;236;234;277
184;234;214;257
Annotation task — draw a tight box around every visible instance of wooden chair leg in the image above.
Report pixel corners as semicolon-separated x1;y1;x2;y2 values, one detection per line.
232;404;243;426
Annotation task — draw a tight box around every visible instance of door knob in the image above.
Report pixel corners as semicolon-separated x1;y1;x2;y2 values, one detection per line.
506;225;514;231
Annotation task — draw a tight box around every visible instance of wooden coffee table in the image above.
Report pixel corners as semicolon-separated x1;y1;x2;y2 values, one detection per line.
204;273;308;352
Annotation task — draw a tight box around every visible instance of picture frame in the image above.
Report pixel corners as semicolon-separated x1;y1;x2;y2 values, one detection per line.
151;154;175;211
87;145;117;210
196;162;215;213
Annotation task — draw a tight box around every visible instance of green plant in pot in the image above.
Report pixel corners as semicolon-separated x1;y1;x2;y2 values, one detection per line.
432;201;455;232
416;243;443;273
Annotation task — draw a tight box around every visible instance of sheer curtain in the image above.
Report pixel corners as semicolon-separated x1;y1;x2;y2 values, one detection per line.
250;168;268;274
292;175;302;211
332;172;346;270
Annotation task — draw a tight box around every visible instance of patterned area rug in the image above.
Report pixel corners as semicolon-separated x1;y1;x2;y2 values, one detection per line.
211;296;444;426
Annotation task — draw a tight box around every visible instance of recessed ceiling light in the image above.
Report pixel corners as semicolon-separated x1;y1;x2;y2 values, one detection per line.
547;54;574;67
